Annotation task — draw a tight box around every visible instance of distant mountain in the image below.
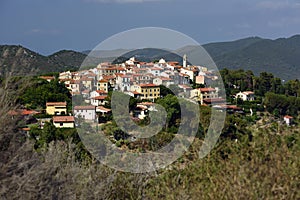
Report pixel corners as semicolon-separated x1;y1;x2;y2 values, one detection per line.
0;46;101;77
112;48;185;64
48;50;87;68
1;35;300;80
203;35;300;80
82;49;133;58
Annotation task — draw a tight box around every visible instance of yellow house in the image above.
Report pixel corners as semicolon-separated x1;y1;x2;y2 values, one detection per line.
53;116;75;128
131;84;160;101
97;79;109;92
190;88;218;104
46;102;67;115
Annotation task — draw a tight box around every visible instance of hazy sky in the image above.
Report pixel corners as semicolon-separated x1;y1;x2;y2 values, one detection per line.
1;0;300;55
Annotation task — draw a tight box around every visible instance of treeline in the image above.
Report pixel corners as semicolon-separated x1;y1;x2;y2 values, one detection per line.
264;92;300;116
18;77;71;110
220;69;300;98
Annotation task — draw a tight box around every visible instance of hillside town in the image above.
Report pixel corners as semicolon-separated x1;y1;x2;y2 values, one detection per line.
29;57;227;127
10;54;298;133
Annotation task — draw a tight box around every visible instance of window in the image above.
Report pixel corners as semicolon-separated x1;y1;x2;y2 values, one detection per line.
60;122;63;126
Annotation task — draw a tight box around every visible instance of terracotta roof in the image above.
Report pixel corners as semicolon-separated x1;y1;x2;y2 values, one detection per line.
80;78;93;82
160;77;173;81
70;80;81;84
99;79;109;83
82;90;90;94
21;127;31;131
46;102;67;107
284;115;293;119
53;116;75;122
218;105;243;110
168;61;179;64
151;67;164;71
242;91;254;95
138;102;154;106
140;83;158;87
96;106;111;112
8;109;40;116
203;98;226;104
178;84;192;89
132;91;141;95
96;90;108;94
102;75;115;80
74;106;96;110
179;73;189;77
200;88;216;93
39;76;55;80
93;96;107;100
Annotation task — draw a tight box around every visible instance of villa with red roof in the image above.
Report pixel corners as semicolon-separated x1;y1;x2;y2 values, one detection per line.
236;91;255;101
53;116;75;128
190;87;219;105
46;102;67;115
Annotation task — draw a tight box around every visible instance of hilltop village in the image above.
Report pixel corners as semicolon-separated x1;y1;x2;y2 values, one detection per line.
35;56;242;127
10;55;298;138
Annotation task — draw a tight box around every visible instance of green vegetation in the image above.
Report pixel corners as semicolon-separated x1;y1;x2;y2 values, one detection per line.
18;77;71;111
0;67;299;199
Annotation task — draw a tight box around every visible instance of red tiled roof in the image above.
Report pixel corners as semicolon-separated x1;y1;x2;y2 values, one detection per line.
96;106;111;112
96;90;108;94
74;106;96;110
284;115;293;119
140;83;158;87
53;116;75;122
46;102;67;107
200;88;216;93
151;67;164;71
242;91;254;95
99;79;109;83
39;76;55;80
80;78;93;82
21;127;31;131
93;96;107;100
203;98;226;104
178;84;192;89
8;109;40;116
102;75;115;80
132;91;141;95
138;102;154;106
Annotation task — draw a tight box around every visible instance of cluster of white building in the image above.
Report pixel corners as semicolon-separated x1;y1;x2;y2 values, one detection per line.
56;56;255;121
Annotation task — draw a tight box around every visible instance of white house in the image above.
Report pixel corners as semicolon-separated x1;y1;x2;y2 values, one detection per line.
115;74;132;91
74;106;96;121
284;115;294;126
190;87;219;105
53;116;75;128
90;90;108;106
236;91;255;101
153;77;174;87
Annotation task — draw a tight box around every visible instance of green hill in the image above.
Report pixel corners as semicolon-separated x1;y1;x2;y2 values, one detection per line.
203;35;300;80
0;46;97;77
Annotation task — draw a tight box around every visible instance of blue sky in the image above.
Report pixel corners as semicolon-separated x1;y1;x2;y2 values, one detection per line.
1;0;300;55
